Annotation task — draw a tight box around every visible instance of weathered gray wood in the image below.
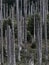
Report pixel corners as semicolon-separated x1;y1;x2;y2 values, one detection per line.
35;15;40;65
0;0;4;65
43;0;48;65
38;0;43;65
33;4;36;41
31;4;32;15
22;17;25;42
16;0;22;61
9;6;12;19
3;3;6;19
5;30;7;57
7;26;11;65
29;2;30;16
6;3;8;18
24;0;27;45
11;6;16;65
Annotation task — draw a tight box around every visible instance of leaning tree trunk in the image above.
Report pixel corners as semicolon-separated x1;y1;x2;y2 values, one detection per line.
0;0;4;65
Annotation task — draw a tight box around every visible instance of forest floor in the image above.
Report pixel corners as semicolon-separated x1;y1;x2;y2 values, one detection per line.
4;39;49;65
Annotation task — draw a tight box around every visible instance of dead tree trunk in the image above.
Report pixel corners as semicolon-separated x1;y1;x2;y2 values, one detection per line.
11;6;16;65
7;26;11;65
16;0;22;61
6;3;8;18
39;0;43;65
0;0;4;65
24;0;27;47
44;0;48;65
3;3;6;19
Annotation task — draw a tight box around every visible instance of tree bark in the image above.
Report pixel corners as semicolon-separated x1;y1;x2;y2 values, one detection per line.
11;6;16;65
7;26;11;65
44;0;48;65
0;0;4;65
16;0;22;61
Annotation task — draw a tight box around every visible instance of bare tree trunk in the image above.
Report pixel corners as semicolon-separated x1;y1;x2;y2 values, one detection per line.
7;26;11;65
3;3;6;19
35;15;41;65
0;0;4;65
16;0;22;61
6;3;8;18
34;13;36;41
22;17;25;42
39;0;43;65
24;0;27;46
11;6;16;65
9;6;12;19
44;0;48;65
5;30;7;59
29;2;30;16
31;3;32;15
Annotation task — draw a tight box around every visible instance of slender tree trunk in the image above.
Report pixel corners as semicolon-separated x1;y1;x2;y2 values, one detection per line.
3;3;6;19
7;26;11;65
11;6;16;65
24;0;28;64
44;0;48;65
9;6;12;19
31;3;32;15
35;15;41;65
34;13;36;41
22;17;25;43
0;0;4;65
6;3;8;18
39;0;43;65
24;0;27;46
16;0;22;61
5;30;8;61
28;1;30;16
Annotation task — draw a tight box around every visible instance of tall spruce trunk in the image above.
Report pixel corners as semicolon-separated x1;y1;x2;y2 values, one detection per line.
9;6;12;18
7;26;12;65
35;15;41;65
24;0;28;64
5;30;8;59
22;17;25;43
0;0;4;65
24;0;27;47
6;3;8;18
3;3;5;19
11;6;16;65
19;0;23;46
39;0;43;65
34;14;36;41
29;2;30;16
42;0;48;64
16;0;22;61
44;0;48;65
